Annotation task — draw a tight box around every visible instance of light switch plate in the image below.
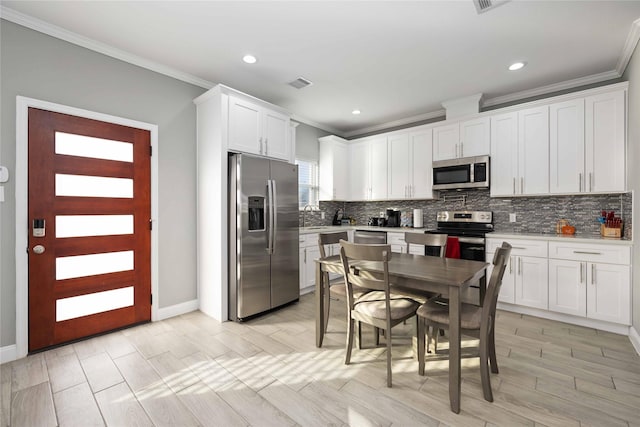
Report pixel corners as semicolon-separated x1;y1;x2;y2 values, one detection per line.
0;186;4;202
0;166;8;183
509;213;517;223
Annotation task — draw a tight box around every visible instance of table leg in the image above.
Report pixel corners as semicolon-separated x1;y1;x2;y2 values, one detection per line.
449;287;461;414
315;261;325;347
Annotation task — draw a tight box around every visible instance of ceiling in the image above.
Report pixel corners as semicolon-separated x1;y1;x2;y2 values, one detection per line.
2;1;640;137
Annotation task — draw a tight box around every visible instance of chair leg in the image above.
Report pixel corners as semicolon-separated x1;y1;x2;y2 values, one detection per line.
489;324;499;374
479;336;494;402
426;324;432;354
433;327;439;353
345;318;354;365
373;327;380;346
323;274;331;331
386;328;392;388
357;321;363;349
417;317;426;376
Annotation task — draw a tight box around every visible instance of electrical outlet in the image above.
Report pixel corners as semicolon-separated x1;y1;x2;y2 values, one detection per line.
509;213;517;223
320;211;325;220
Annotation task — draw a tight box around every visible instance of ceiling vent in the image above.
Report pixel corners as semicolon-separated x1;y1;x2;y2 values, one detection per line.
473;0;509;14
288;77;313;89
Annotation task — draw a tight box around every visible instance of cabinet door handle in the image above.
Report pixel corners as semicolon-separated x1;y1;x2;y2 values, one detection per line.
405;185;408;198
573;251;602;255
579;173;583;192
455;144;459;158
509;257;513;274
410;185;413;198
304;248;307;263
264;138;268;156
511;246;527;250
520;177;524;194
589;172;593;192
460;142;463;157
580;262;584;283
259;137;263;154
518;257;522;275
591;264;595;285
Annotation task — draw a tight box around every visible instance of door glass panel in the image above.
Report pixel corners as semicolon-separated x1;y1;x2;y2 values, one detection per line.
56;286;134;321
56;215;134;238
55;174;133;198
55;132;133;162
56;250;134;280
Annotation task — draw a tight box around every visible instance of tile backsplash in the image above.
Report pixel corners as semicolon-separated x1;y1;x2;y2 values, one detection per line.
301;190;632;240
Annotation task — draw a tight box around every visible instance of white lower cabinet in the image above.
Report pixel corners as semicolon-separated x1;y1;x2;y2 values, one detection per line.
489;237;632;328
299;234;321;295
548;242;631;325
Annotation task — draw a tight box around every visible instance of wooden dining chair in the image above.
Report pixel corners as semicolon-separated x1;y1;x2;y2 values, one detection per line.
339;239;420;387
416;242;512;402
404;232;448;257
319;232;369;332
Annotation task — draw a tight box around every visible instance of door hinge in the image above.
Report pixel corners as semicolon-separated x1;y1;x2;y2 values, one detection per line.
149;219;153;230
149;145;153;156
150;294;153;305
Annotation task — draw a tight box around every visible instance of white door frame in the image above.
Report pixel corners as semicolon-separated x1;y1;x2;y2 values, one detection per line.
15;96;159;358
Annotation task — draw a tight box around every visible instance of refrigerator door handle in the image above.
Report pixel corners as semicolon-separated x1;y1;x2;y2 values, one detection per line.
267;179;274;254
272;179;278;254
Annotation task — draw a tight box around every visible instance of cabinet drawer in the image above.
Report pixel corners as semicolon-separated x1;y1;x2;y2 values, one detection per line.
301;233;319;248
486;238;548;257
387;232;406;245
548;242;630;265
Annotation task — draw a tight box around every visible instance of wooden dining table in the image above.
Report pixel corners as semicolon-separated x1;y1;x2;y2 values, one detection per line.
315;252;488;414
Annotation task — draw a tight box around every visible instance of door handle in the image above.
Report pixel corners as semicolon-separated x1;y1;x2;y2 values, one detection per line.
460;142;463;157
591;263;595;285
267;179;274;254
509;257;513;274
304;248;307;263
518;257;522;275
32;245;45;255
513;178;516;195
265;138;268;156
589;172;593;192
579;173;583;192
580;262;583;283
272;179;278;254
259;137;263;154
520;177;524;194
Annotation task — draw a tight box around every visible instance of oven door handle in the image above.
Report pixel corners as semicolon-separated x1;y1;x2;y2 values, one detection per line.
455;237;486;244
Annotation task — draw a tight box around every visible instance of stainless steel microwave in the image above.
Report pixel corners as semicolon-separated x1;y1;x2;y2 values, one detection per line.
432;155;490;190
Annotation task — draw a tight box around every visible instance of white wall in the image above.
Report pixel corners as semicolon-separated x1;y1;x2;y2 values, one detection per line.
0;20;205;348
294;121;330;162
622;39;640;334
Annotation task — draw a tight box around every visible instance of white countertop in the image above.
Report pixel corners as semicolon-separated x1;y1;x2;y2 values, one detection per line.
489;232;633;245
300;227;633;245
299;225;430;235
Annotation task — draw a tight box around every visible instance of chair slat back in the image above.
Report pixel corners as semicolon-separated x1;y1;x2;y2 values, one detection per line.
481;242;512;325
318;231;349;258
339;240;391;305
404;232;448;257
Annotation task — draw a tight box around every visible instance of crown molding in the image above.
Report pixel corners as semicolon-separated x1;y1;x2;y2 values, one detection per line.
0;6;215;90
482;69;621;108
617;17;640;75
290;114;344;136
342;109;446;139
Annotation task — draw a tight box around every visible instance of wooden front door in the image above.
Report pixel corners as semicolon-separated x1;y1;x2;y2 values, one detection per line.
28;107;151;352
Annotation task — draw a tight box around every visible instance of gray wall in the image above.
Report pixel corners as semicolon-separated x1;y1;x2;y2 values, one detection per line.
0;20;206;347
294;121;330;162
622;40;640;332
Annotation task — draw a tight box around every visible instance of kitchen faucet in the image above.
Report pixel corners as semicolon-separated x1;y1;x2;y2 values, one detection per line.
302;204;315;227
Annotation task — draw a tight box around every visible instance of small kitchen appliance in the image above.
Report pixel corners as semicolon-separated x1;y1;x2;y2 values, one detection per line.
386;209;401;227
432;155;490;190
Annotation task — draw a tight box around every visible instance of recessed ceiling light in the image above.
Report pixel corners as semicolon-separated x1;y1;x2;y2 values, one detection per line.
243;55;257;64
352;109;361;115
508;62;526;71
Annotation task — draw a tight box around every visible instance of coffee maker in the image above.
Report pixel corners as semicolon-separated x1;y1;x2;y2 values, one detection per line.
386;209;401;227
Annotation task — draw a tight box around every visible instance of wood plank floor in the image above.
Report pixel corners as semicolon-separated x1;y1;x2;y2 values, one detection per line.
2;293;639;426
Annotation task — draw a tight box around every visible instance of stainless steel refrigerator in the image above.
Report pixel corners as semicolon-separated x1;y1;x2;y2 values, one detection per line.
229;153;300;321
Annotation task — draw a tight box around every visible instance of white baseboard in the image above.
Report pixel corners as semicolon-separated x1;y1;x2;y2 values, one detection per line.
630;326;640;356
0;344;17;364
157;299;199;321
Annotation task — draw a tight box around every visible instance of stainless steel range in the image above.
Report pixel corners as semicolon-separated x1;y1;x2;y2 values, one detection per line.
427;211;493;261
426;211;493;304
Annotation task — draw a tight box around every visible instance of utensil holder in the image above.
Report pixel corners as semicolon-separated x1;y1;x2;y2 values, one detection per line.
601;222;623;238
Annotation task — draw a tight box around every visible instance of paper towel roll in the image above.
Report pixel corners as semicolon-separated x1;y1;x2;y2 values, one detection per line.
413;209;423;228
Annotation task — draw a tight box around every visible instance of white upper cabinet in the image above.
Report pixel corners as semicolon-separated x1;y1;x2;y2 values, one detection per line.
387;128;433;199
228;95;291;161
349;137;388;201
433;117;490;161
518;106;549;195
319;136;349;201
491;106;549;196
550;90;625;194
585;90;626;193
550;99;585;194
